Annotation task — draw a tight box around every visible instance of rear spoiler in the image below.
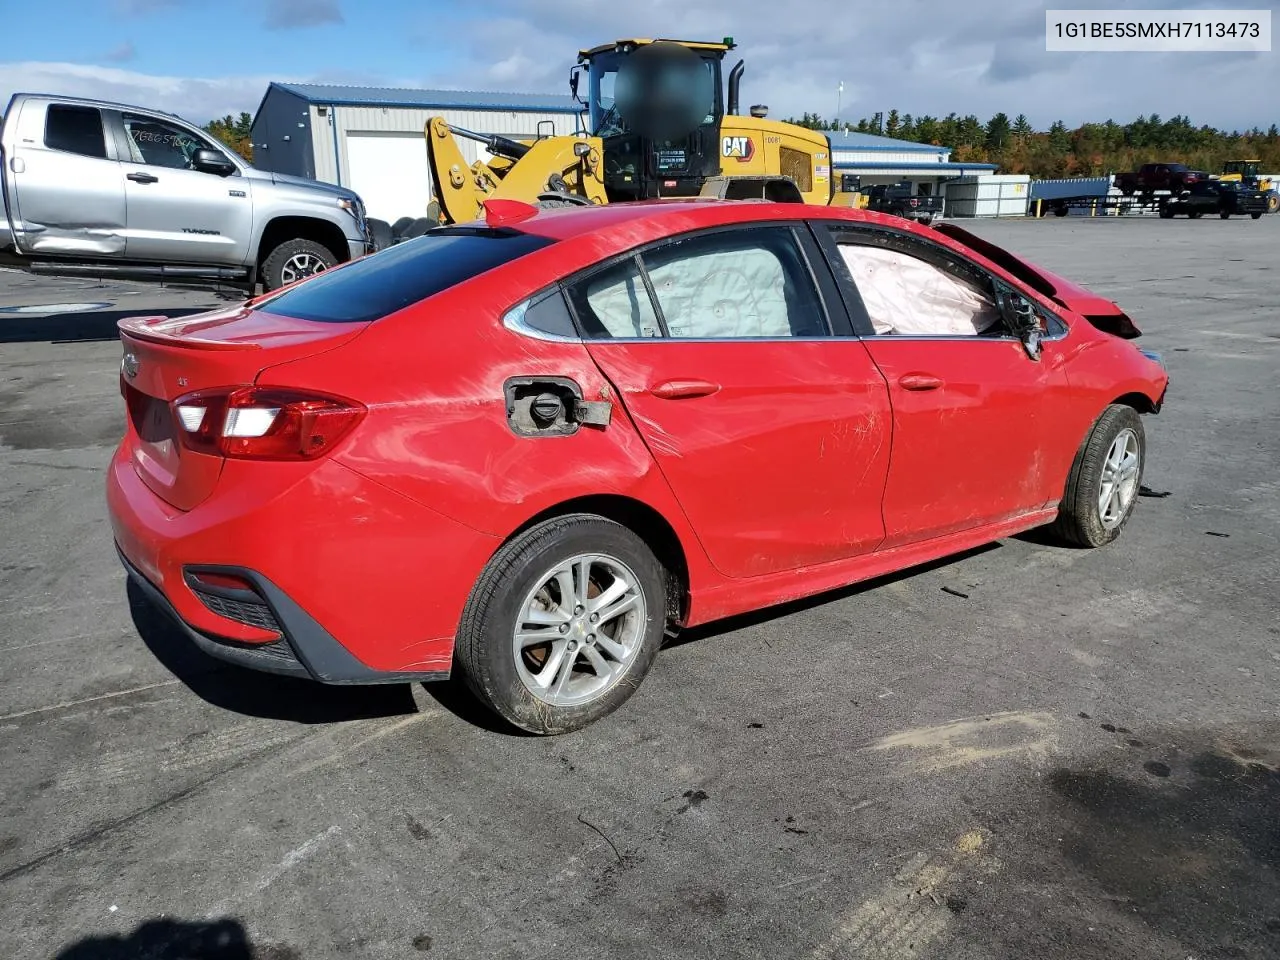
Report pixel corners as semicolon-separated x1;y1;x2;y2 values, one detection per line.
117;312;262;350
934;222;1142;339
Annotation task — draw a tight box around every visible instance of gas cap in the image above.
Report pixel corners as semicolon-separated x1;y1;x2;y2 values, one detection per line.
530;392;564;423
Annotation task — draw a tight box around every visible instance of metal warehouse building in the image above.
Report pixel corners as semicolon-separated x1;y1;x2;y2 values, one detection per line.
250;82;582;223
830;129;998;199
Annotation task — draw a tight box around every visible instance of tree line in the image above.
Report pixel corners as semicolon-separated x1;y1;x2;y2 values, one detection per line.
203;112;254;162
785;111;1280;179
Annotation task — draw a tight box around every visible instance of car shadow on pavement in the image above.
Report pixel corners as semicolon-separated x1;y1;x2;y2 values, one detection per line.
666;542;1002;649
53;916;260;959
127;579;418;724
0;307;220;344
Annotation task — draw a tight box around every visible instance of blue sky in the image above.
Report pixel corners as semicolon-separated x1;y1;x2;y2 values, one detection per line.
1;0;1275;131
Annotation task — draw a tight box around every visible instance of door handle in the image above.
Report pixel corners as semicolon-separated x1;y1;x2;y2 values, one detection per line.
127;172;159;184
898;374;943;391
649;378;720;400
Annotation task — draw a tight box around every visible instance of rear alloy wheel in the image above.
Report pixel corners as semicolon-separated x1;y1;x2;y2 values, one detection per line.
262;239;337;291
1049;405;1146;548
455;515;667;734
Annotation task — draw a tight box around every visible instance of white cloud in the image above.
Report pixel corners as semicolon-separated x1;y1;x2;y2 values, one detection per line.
0;62;272;126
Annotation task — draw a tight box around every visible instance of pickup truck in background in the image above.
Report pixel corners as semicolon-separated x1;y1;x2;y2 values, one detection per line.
859;183;944;225
1113;162;1211;197
1;93;376;291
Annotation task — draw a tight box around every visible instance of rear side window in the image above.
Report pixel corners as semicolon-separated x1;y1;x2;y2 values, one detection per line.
259;229;555;324
44;105;107;159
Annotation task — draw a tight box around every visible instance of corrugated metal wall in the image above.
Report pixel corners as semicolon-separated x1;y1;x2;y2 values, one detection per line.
308;105;582;187
833;149;951;165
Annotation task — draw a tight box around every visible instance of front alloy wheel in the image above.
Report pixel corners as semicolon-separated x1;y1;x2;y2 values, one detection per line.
1097;428;1141;530
1049;404;1147;548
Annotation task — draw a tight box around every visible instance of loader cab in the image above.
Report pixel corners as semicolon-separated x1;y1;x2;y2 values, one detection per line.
575;39;731;202
1222;160;1260;184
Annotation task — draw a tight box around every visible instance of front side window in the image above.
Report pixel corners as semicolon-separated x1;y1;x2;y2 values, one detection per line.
121;113;219;169
837;241;1002;337
260;228;556;324
44;105;106;159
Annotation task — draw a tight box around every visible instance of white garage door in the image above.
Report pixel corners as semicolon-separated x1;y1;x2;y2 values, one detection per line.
345;132;432;224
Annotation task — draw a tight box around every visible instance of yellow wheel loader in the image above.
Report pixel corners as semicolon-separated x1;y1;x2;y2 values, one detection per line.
424;37;835;225
1220;160;1279;213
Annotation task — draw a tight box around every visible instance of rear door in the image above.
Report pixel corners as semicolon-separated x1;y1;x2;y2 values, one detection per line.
571;223;893;579
5;100;127;256
818;222;1074;547
113;110;252;265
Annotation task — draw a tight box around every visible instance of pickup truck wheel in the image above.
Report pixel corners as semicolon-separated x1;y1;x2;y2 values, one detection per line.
1267;194;1279;213
1158;206;1174;219
1218;211;1229;220
1049;405;1145;549
1252;212;1264;220
263;239;336;290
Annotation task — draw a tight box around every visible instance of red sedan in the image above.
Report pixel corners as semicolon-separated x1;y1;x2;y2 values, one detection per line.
107;199;1169;734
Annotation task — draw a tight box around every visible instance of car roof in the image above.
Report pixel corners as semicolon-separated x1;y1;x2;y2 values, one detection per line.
512;198;906;248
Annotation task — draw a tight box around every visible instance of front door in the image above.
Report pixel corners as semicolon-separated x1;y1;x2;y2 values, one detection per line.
820;224;1074;548
8;101;127;257
570;224;893;579
115;111;252;265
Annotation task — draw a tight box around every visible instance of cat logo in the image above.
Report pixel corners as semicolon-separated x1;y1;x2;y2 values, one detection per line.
721;136;755;162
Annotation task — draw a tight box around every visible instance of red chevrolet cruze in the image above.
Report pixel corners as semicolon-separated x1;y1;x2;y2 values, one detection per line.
107;199;1169;733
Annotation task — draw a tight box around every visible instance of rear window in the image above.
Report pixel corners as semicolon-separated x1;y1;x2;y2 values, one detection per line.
259;229;556;324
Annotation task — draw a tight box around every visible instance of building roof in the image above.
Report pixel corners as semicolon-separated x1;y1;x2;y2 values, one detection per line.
833;161;999;173
828;130;949;154
268;81;581;114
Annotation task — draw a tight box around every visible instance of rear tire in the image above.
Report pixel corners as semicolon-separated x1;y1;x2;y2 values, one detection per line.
1251;212;1263;220
1159;206;1174;219
1219;211;1230;220
455;515;667;734
261;239;337;291
1049;405;1146;548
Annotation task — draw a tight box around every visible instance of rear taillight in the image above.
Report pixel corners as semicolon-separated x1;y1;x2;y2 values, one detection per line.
171;387;365;461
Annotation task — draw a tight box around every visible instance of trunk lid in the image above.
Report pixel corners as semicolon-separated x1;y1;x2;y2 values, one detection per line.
934;223;1143;339
118;304;366;510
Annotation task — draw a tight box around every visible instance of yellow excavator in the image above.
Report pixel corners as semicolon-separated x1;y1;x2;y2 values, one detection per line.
1218;160;1279;213
423;38;835;225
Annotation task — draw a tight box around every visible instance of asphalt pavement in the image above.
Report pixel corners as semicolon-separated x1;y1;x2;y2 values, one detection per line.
2;215;1278;960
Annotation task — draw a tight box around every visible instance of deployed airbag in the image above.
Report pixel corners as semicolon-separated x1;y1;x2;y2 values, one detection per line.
840;245;1001;336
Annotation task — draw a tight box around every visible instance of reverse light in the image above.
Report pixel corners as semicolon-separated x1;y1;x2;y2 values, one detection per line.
172;387;365;461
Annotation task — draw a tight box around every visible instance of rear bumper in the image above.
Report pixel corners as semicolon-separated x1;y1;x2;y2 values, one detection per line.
118;546;449;683
107;443;501;681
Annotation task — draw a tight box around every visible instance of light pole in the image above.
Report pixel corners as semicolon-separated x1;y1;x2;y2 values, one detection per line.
835;81;844;131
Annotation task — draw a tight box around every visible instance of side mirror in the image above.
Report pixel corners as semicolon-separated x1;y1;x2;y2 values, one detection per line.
192;148;236;176
999;286;1042;361
569;66;582;102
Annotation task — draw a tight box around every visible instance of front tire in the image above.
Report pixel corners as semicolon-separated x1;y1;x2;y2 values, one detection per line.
1252;212;1263;220
1049;405;1146;548
1220;211;1230;219
455;515;667;734
262;239;337;291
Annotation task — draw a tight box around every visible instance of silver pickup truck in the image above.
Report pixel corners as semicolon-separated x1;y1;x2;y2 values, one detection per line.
1;93;375;291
